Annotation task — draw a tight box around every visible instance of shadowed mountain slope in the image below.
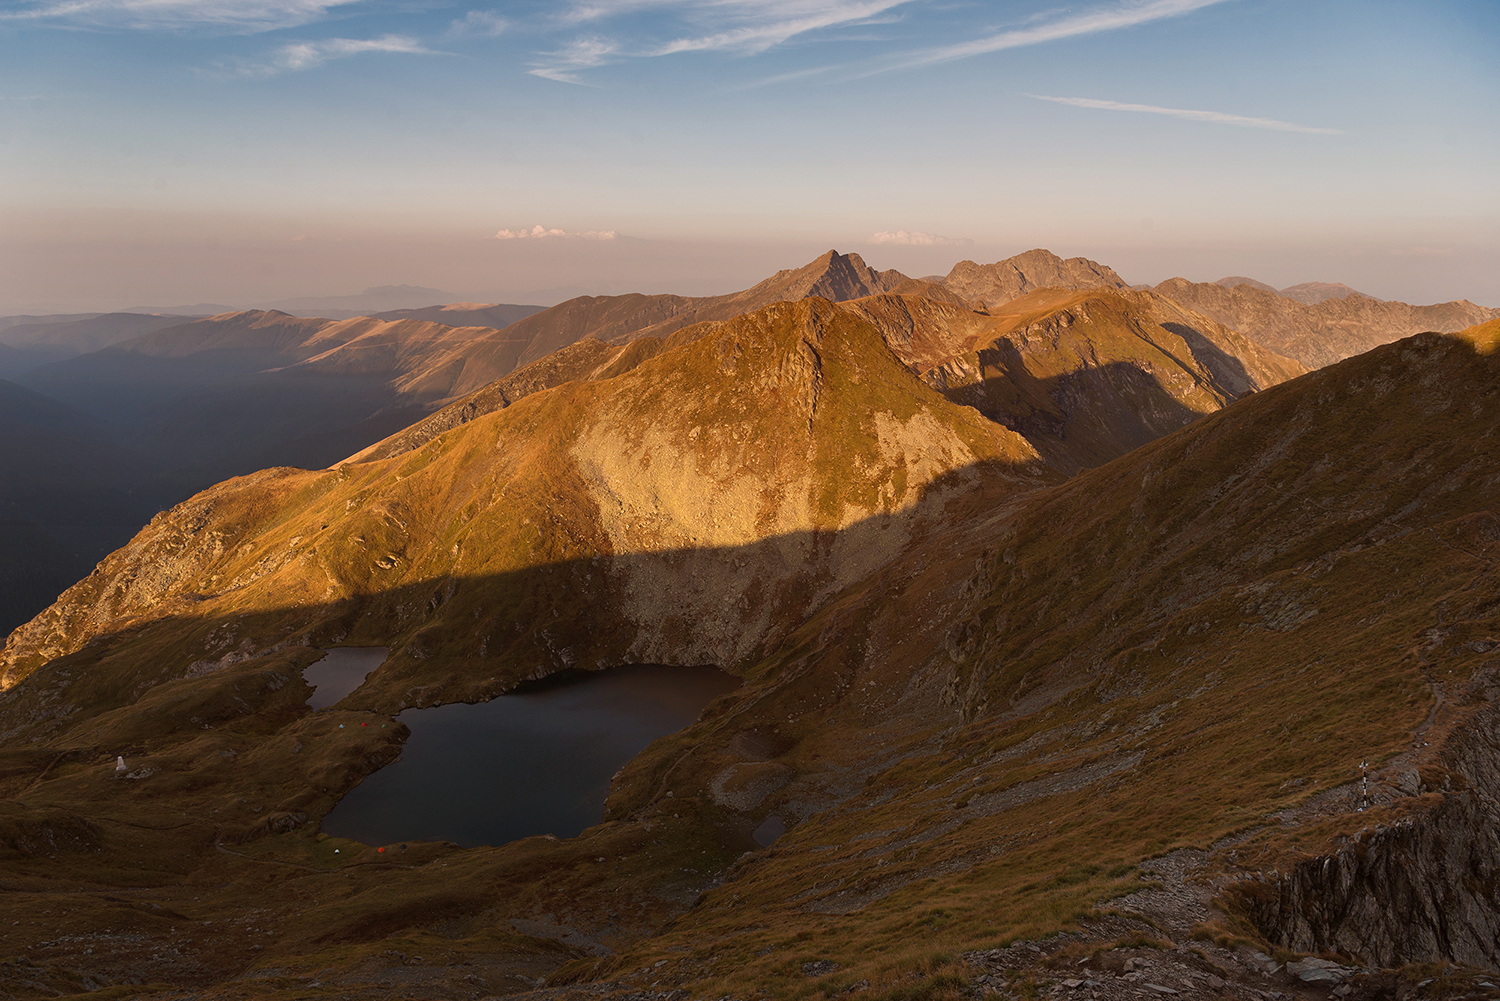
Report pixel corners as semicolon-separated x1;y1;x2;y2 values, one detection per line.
0;320;1496;998
0;379;168;632
1155;276;1499;368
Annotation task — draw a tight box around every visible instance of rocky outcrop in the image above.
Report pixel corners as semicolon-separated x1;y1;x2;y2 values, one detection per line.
1238;702;1500;969
940;249;1127;309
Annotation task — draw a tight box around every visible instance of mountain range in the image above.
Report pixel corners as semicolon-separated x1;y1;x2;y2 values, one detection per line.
0;228;1497;1001
1;244;1492;641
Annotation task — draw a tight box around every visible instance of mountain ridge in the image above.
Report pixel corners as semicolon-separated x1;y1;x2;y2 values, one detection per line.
1154;276;1499;368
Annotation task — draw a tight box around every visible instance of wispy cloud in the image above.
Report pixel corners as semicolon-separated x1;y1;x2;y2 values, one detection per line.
864;0;1231;74
0;0;358;32
868;230;967;246
229;34;437;76
651;0;909;56
529;35;619;82
494;225;619;240
529;0;910;80
446;9;507;38
1029;94;1344;134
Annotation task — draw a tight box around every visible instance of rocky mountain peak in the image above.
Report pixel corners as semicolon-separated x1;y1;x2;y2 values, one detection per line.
740;249;909;305
940;248;1127;309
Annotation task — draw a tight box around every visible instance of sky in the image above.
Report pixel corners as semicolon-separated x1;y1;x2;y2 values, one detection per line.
1;0;1497;312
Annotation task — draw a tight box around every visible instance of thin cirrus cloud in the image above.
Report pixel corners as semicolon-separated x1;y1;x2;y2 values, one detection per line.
650;0;910;56
494;226;619;240
0;0;359;31
1030;94;1345;134
868;230;967;246
529;0;910;81
229;34;436;76
540;0;1242;88
858;0;1233;75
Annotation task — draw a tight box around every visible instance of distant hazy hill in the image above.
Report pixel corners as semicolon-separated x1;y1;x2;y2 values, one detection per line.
1215;276;1371;304
0;312;103;332
16;309;549;489
261;284;465;319
1214;275;1279;293
367;302;546;329
1153;276;1499;368
1278;280;1369;304
0;312;204;376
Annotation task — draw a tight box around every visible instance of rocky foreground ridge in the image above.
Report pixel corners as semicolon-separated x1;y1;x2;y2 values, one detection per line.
0;289;1496;999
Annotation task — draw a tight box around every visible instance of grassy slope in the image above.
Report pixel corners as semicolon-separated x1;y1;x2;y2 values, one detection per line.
572;321;1499;996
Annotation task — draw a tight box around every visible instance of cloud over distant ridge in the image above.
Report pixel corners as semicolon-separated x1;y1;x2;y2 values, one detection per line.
495;226;619;240
1029;94;1344;134
868;230;966;246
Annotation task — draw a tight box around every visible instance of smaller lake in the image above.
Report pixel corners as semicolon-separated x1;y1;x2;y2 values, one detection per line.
304;648;389;708
320;664;740;848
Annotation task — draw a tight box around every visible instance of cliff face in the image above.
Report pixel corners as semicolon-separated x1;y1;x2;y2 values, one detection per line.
1239;697;1500;968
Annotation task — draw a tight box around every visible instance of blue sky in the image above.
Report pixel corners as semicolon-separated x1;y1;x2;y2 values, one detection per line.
1;0;1497;310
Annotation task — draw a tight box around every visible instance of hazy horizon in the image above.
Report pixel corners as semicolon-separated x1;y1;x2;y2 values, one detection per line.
3;0;1496;313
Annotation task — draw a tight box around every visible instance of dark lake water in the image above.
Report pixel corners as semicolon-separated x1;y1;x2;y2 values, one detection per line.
303;647;389;708
320;664;740;848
